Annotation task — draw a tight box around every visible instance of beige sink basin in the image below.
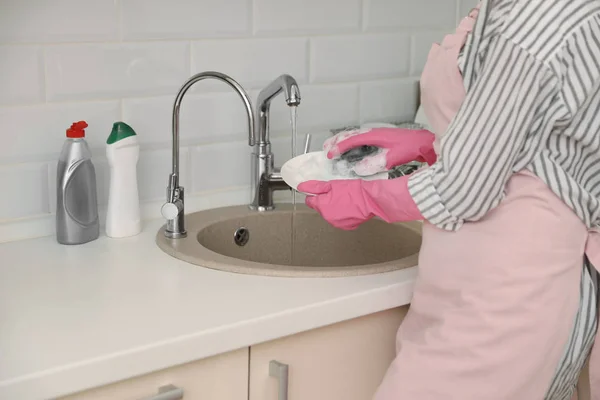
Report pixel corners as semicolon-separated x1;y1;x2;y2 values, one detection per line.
156;204;422;278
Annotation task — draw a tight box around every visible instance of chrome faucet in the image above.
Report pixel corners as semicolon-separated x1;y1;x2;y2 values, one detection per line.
250;74;301;211
161;71;255;239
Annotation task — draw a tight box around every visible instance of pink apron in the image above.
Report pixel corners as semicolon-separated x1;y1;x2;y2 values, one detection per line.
373;5;600;400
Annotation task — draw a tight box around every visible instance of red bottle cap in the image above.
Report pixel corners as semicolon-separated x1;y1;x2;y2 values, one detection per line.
66;121;88;138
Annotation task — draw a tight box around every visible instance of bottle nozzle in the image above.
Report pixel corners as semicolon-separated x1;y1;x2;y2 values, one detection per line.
66;121;88;138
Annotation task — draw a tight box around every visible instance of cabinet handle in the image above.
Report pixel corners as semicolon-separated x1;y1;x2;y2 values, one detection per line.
138;384;184;400
269;360;289;400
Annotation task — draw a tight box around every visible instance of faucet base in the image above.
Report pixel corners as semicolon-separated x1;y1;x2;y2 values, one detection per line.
248;204;276;212
164;230;188;239
250;167;290;212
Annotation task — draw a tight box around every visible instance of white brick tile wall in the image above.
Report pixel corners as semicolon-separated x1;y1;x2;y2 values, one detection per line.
121;0;251;40
191;141;250;192
47;161;59;214
0;0;118;43
0;0;461;239
271;136;294;165
0;101;120;162
191;38;308;91
266;84;360;136
122;96;174;145
365;0;457;30
123;92;254;146
411;31;449;75
137;148;191;202
459;0;481;19
310;34;410;83
45;43;190;102
254;0;361;35
0;46;44;106
360;79;420;124
0;163;49;220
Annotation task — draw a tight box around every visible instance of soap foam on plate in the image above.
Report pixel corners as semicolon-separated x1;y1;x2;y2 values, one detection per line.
281;151;389;195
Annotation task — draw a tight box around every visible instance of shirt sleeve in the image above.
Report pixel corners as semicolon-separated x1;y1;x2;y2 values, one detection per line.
407;33;558;231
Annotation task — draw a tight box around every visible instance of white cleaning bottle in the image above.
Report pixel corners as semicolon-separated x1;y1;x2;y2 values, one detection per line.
105;122;141;238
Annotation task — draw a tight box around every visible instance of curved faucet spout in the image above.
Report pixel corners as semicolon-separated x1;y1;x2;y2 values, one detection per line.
255;74;301;146
171;71;255;179
163;71;255;239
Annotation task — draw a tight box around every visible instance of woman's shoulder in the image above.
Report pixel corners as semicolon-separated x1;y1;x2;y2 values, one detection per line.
498;0;599;37
487;0;600;61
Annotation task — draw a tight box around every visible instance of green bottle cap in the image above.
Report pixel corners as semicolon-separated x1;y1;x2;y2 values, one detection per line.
107;122;137;145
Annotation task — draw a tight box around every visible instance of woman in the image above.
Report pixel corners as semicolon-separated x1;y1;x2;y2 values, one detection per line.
299;0;600;398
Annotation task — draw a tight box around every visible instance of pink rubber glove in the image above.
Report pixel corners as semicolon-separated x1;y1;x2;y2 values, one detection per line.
298;175;424;230
325;127;437;168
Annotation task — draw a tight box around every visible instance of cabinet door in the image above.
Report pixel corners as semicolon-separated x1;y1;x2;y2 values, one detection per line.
249;307;408;400
60;347;248;400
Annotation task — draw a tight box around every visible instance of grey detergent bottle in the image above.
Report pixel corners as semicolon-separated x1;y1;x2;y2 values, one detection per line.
56;121;100;245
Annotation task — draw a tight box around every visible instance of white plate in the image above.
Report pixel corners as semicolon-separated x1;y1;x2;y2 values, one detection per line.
281;151;388;195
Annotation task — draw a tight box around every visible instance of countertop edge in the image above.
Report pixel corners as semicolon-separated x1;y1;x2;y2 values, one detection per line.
0;268;417;400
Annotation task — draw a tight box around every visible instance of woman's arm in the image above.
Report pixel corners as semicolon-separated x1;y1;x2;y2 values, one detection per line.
300;11;600;232
407;33;559;231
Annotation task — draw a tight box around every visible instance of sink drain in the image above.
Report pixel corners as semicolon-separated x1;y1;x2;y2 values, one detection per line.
234;227;250;246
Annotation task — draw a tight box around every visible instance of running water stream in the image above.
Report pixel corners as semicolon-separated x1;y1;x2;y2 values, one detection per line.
290;106;298;265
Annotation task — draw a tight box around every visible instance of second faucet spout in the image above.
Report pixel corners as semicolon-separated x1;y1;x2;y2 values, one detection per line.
255;74;301;146
250;74;302;211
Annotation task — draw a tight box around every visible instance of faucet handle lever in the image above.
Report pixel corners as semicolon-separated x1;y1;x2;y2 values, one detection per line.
162;185;186;237
161;201;182;220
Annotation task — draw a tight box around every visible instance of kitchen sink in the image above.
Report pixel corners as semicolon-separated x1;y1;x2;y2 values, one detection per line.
157;71;422;277
156;204;422;278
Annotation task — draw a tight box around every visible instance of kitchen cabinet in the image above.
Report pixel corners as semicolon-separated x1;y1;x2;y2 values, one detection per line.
59;307;408;400
59;347;249;400
249;307;408;400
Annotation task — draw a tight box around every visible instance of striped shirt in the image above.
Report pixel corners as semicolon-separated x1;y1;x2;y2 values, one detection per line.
408;0;600;232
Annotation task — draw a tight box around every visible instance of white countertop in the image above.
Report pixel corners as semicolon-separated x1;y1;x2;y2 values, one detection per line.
0;218;417;400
